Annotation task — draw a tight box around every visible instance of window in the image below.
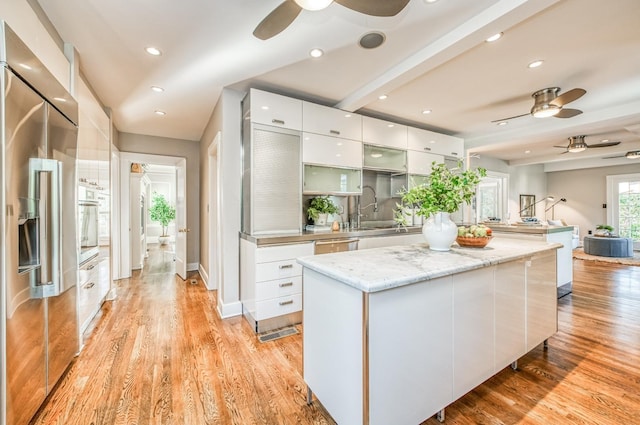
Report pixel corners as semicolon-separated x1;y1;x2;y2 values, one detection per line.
606;173;640;249
476;172;509;223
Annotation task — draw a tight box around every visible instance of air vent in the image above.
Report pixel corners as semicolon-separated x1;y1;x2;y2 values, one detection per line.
359;32;386;49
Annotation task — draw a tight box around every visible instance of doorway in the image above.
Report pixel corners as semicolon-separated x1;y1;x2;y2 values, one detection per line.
119;152;188;280
607;173;640;250
208;132;221;291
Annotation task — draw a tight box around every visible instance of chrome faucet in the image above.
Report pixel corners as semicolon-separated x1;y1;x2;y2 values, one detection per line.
355;185;378;229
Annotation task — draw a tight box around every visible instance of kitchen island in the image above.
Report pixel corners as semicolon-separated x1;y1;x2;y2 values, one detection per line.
297;238;561;425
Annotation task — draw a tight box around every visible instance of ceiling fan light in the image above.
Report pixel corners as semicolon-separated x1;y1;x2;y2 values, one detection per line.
531;103;560;118
294;0;333;11
625;151;640;159
567;143;587;153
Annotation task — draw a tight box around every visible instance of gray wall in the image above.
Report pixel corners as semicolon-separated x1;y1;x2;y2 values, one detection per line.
118;132;201;266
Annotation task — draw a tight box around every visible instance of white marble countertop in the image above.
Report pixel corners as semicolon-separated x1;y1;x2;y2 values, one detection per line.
297;237;562;293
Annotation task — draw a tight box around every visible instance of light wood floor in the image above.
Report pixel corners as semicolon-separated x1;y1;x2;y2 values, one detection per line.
32;248;640;425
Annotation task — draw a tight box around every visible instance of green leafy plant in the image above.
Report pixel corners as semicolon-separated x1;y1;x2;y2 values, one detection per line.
149;192;176;237
596;224;614;232
307;196;339;221
398;161;487;218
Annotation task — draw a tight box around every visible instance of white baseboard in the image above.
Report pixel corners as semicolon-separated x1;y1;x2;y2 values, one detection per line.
217;299;242;319
199;264;213;290
187;262;199;272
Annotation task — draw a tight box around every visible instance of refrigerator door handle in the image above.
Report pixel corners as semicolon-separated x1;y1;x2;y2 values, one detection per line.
29;158;63;298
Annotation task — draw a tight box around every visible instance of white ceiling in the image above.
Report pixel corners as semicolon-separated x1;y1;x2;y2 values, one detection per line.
37;0;640;170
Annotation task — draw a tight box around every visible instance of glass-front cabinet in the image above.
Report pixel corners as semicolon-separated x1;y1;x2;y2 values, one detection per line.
363;144;407;172
303;164;361;195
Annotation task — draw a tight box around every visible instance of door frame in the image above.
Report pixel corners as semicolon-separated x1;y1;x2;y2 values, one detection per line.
118;152;186;278
606;172;640;249
207;132;222;291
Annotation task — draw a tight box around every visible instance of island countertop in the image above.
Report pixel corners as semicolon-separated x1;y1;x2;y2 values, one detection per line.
297;237;561;293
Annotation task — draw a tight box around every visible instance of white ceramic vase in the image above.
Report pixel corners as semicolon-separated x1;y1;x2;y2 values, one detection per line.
422;212;458;251
316;213;328;226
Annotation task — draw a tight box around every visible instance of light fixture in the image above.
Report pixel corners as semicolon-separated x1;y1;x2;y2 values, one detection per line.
528;59;544;68
525;150;531;154
309;48;324;58
424;0;439;3
387;124;394;128
545;198;567;212
518;196;554;216
344;114;352;118
486;33;503;42
359;32;386;49
145;46;162;56
625;151;640;159
531;88;561;118
567;135;587;153
370;152;383;158
422;109;432;115
151;86;164;93
154;110;166;116
497;121;508;126
294;0;332;11
378;94;388;100
261;105;269;110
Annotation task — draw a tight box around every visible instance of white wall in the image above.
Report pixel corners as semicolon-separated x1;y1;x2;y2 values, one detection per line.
547;163;640;241
199;88;243;319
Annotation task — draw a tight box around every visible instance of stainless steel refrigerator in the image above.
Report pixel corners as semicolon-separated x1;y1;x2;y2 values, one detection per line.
1;22;80;425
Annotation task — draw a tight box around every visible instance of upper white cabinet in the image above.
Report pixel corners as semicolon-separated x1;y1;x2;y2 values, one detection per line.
362;116;407;149
302;133;362;168
407;150;444;175
302;101;362;141
249;88;302;130
407;127;464;159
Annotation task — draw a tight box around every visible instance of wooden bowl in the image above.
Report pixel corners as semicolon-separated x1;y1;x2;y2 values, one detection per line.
456;236;492;248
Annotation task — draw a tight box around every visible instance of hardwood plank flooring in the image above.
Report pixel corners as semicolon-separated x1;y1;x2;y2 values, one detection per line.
32;249;640;425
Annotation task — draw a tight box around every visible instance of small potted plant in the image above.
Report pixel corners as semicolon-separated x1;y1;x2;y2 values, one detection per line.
594;224;614;237
307;196;339;226
149;192;176;245
398;161;486;251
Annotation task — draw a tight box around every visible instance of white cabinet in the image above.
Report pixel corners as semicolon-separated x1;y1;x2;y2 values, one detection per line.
363;144;406;172
303;165;362;195
240;239;314;333
407;127;464;159
494;259;526;370
362;116;407;149
302;101;362;141
302;132;362;168
526;251;558;351
407;150;444;175
249;88;302;130
78;257;109;337
357;233;424;250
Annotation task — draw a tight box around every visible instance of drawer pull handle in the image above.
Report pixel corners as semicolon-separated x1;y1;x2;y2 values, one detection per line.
279;300;294;306
279;264;294;269
272;119;285;125
451;152;458;156
86;264;95;270
85;282;95;289
329;129;341;135
423;147;431;151
279;282;294;288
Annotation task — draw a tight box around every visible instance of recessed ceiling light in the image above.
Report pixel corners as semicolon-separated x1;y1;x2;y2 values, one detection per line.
525;150;531;154
154;110;166;116
429;140;436;144
344;114;352;118
151;86;164;93
497;121;508;126
422;109;432;115
309;48;324;58
387;124;395;128
378;94;388;100
19;63;32;70
261;105;269;110
528;60;544;68
601;139;609;143
145;46;162;56
486;33;503;42
424;0;439;3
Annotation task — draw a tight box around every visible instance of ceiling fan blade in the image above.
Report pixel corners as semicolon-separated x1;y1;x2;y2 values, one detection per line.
554;108;582;118
550;88;586;107
602;154;625;159
253;1;302;40
553;145;569;148
335;0;410;16
587;141;621;148
490;112;529;123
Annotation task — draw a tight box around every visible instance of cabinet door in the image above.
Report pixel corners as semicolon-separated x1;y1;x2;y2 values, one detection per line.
453;267;495;400
407;127;464;158
495;259;526;370
250;88;302;130
526;251;557;351
407;150;444;175
362;116;407;149
303;165;362;195
363;144;406;172
302;133;362;168
302;101;362;141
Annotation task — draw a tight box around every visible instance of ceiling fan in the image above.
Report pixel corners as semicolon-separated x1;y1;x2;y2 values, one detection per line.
554;135;621;153
602;150;640;159
491;87;586;122
253;0;410;40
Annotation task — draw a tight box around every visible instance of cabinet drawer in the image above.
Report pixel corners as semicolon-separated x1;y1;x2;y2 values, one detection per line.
256;242;314;263
250;88;302;130
303;101;362;140
256;259;303;282
255;293;303;320
302;133;362;168
256;276;302;301
78;279;101;330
